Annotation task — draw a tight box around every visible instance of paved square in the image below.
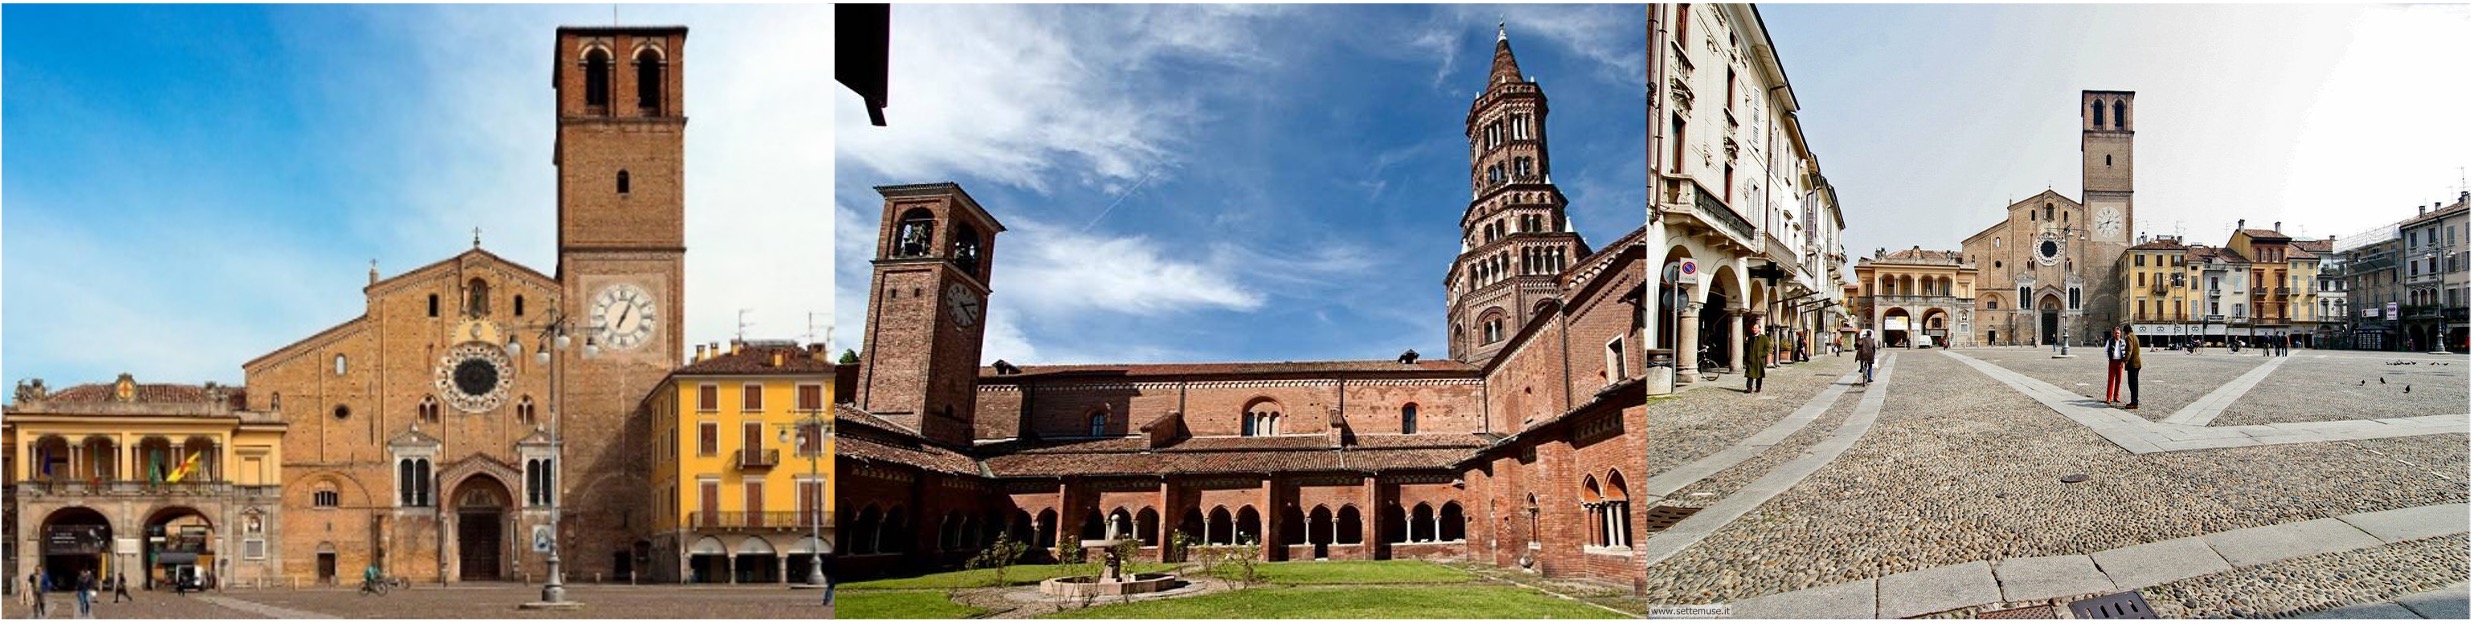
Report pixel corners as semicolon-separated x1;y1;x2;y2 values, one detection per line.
1644;348;2469;618
0;584;837;620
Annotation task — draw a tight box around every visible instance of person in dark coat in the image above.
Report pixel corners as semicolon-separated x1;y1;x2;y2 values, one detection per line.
1745;332;1772;393
112;571;131;603
2122;323;2144;409
27;567;48;618
1854;330;1879;383
75;569;95;617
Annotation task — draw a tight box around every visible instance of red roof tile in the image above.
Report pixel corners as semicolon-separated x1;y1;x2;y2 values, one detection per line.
674;343;833;376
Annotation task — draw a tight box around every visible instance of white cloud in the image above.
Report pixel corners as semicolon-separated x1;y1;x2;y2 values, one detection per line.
832;4;1282;193
998;218;1263;318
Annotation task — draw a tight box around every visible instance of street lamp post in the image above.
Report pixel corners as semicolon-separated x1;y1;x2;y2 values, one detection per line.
512;311;594;610
779;408;833;588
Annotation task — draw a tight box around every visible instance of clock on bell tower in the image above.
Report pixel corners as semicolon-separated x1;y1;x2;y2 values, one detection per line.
857;183;1007;447
2081;90;2134;245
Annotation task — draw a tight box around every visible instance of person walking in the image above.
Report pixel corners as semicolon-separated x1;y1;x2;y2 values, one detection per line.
2104;327;2128;405
1745;330;1772;394
1855;330;1879;384
28;566;48;619
2122;323;2144;410
112;571;132;603
821;552;837;608
75;569;95;618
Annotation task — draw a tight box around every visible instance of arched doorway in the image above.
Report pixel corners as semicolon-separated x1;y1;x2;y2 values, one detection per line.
1922;309;1950;348
39;507;113;585
1699;286;1733;371
449;476;512;581
143;507;214;590
686;536;727;583
735;536;778;584
2039;295;2064;346
1881;307;1911;348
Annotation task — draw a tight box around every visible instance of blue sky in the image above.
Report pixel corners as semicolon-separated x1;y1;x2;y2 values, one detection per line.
4;5;834;388
831;4;1646;366
1758;3;2471;267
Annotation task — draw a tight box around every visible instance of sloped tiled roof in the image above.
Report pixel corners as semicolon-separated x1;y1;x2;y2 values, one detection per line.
980;360;1479;380
2129;239;2186;251
674;344;833;376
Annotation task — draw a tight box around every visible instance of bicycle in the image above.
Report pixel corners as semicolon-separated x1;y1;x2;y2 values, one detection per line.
358;578;390;597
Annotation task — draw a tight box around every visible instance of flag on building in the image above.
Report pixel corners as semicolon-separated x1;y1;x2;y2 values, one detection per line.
165;450;205;483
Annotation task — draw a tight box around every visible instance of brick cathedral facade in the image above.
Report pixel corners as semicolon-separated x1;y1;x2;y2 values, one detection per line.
836;30;1651;589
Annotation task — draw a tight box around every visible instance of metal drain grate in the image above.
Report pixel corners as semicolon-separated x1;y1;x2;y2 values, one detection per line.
1642;506;1703;533
2068;592;2158;619
1978;605;2061;619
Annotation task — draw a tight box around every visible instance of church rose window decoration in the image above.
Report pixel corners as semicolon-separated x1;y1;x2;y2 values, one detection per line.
436;342;514;413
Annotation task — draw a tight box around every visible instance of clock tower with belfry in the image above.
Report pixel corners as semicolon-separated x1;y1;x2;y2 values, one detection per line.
856;183;1007;448
1444;24;1589;365
550;25;689;577
2081;90;2135;335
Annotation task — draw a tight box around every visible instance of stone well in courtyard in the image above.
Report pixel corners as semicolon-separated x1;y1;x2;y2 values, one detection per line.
1038;539;1184;598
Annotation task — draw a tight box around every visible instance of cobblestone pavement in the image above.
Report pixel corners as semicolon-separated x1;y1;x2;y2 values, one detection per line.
1945;347;2263;422
1642;348;2469;611
1;590;262;620
1648;358;1858;478
200;584;837;619
2144;534;2469;618
2212;352;2469;426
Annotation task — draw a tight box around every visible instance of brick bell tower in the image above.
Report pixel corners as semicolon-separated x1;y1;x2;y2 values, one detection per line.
1445;24;1588;365
857;183;1006;448
2081;90;2135;334
550;26;687;572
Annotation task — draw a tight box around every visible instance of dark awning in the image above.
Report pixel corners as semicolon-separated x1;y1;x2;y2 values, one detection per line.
155;552;198;565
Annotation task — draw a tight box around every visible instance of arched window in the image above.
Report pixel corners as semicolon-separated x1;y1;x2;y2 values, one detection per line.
1336;505;1364;545
1401;403;1419;434
635;48;664;113
517;396;535;423
1136;508;1160;547
1035;509;1058;548
1439;502;1465;542
1381;504;1407;543
1208;507;1234;545
1410;503;1436;543
2091;99;2104;127
952;223;984;278
1241;399;1283;437
1236;506;1262;545
1087;410;1108;437
617;170;631;195
583;48;612;108
893;209;936;258
2112;100;2126;129
313;480;340;509
334;353;348;376
419;395;439;422
2045;203;2055;222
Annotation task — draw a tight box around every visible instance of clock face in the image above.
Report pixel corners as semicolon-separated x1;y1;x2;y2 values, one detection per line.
590;283;658;350
945;283;982;328
2037;238;2062;266
435;342;513;413
2095;206;2124;238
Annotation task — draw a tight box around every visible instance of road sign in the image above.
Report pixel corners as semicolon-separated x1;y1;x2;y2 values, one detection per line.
1680;260;1697;276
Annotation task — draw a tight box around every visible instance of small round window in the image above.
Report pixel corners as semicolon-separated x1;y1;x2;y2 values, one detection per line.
333;404;352;421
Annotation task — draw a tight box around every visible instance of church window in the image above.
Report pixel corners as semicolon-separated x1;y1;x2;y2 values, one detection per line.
1401;404;1418;434
334;353;348;375
1994;260;2003;268
2091;99;2104;127
333;404;351;421
2044;203;2054;221
636;48;665;114
894;209;936;258
517;395;535;423
2069;287;2082;309
313;481;340;509
515;294;526;317
1240;400;1283;437
419;395;439;422
398;458;433;507
583;48;612;109
428;293;440;317
1606;337;1628;382
2019;286;2031;304
617;170;630;195
1088;410;1108;437
2105;154;2111;167
2112;100;2126;129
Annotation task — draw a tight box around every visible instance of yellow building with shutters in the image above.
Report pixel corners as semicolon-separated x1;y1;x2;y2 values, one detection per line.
4;374;287;590
642;340;833;584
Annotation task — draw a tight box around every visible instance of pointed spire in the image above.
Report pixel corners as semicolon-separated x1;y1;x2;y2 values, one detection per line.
1489;21;1524;86
1497;16;1507;42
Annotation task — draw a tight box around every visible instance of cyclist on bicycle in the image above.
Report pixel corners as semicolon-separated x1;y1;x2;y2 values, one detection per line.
361;565;383;594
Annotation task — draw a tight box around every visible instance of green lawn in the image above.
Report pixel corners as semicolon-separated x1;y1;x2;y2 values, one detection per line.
1202;559;1476;585
1041;585;1628;619
838;590;988;619
846;562;1179;590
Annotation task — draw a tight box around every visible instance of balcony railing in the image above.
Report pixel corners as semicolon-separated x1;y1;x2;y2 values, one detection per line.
688;510;826;530
13;480;278;499
737;448;780;470
2149;283;2169;295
